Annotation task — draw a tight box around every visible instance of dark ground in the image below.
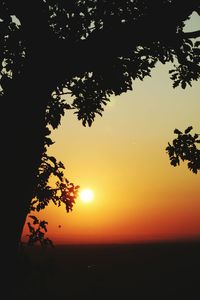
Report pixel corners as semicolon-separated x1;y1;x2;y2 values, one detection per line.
17;240;200;300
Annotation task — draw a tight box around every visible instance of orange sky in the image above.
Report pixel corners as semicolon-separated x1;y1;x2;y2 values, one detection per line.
22;12;200;245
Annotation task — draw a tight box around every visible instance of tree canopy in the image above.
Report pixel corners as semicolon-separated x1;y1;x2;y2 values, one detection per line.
1;1;200;125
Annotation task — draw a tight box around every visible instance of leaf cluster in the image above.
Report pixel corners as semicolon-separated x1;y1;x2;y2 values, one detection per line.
169;40;200;89
26;215;53;247
30;126;79;214
45;0;152;41
46;91;72;129
25;125;79;246
0;2;25;95
166;126;200;173
31;151;79;213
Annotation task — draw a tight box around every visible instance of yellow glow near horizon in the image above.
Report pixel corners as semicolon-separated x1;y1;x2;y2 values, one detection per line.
80;189;94;203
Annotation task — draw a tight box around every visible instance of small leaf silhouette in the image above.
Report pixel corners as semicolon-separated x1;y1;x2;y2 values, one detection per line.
184;126;193;134
174;129;182;134
181;81;186;89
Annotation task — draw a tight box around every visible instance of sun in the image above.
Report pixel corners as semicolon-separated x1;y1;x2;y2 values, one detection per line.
80;189;94;203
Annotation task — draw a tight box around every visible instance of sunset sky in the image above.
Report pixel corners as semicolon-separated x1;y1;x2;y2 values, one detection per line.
23;12;200;245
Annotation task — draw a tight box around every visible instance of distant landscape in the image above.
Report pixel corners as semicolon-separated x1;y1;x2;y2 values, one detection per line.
18;239;200;300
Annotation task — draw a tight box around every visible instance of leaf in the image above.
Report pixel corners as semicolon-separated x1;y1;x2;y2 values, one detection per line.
184;126;193;134
48;156;56;164
169;69;175;74
40;220;48;232
172;80;180;88
170;157;180;167
182;44;191;52
174;128;182;134
29;215;39;224
185;40;193;47
181;81;186;89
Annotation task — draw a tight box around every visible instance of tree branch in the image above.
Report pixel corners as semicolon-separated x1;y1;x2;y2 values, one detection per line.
183;30;200;39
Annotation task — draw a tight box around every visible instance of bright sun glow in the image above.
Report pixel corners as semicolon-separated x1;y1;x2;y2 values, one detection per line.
80;189;94;203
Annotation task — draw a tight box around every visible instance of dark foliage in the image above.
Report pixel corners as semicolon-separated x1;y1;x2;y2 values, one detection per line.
26;122;79;246
166;126;200;174
26;215;53;247
1;1;200;126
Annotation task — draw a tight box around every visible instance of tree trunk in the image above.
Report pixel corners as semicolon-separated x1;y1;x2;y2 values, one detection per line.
0;3;59;296
1;61;51;296
1;0;54;252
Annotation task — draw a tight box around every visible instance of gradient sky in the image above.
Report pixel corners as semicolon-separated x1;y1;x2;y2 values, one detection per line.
23;12;200;244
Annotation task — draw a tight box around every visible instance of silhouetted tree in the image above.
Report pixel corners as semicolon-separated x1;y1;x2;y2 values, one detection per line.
1;1;200;293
